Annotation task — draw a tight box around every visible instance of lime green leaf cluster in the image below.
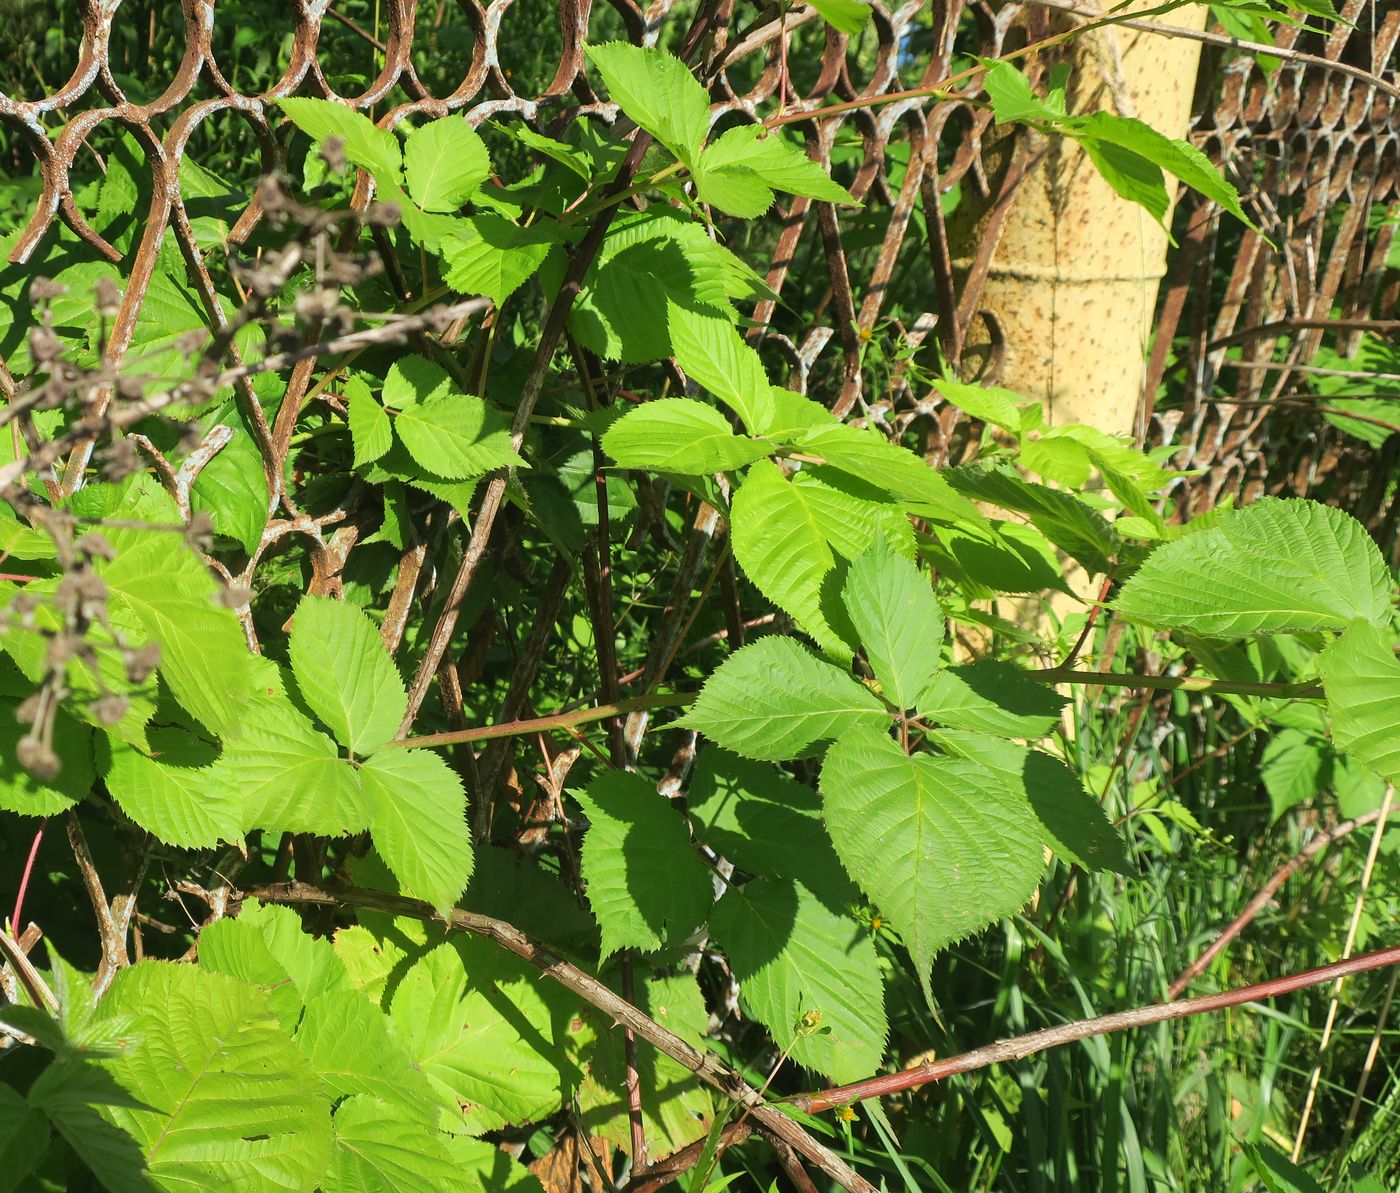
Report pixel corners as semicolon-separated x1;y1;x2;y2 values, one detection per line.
981;60;1255;231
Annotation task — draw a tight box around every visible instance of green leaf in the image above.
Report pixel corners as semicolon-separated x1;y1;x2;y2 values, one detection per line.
289;595;406;753
916;660;1066;738
791;421;985;526
279;97;401;183
403;117;491;212
982;60;1064;125
694;126;856;218
1260;728;1331;820
346;375;392;466
382;354;454;408
1070;112;1255;231
28;1054;155;1193
360;748;473;916
688;748;857;904
574;770;713;958
945;462;1119;575
0;704;92;816
585;42;710;165
227;696;372;835
820;731;1045;992
101;528;253;738
1319;621;1400;786
711;876;887;1082
442;215;559;304
0;1085;47;1192
325;1095;459;1193
681;635;887;761
393;394;521;479
1240;1141;1327;1193
98;962;333;1193
562;210;769;362
199;901;352;1031
295;993;438;1117
931;378;1023;434
602;399;771;474
189;416;269;554
807;0;873;34
1114;499;1391;637
666;301;774;433
390;938;579;1134
731;462;914;656
841;536;944;709
575;971;711;1157
940;734;1129;873
105;727;243;847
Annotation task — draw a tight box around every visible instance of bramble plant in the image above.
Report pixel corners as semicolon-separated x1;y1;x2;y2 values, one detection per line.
0;5;1395;1191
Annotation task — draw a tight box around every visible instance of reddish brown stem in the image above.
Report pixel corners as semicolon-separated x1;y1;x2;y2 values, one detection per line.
10;821;45;936
790;944;1400;1113
1167;807;1386;1000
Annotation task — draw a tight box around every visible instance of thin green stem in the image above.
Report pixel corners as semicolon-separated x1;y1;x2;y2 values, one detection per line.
386;691;694;750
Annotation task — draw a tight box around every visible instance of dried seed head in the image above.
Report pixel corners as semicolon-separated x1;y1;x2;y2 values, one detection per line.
91;694;129;725
16;735;60;780
215;584;253;609
320;135;348;175
76;531;116;561
93;276;122;317
184;511;216;550
28;276;67;302
27;325;64;365
125;641;162;684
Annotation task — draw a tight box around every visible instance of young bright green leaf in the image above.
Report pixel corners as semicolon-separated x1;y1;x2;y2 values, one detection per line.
345;375;392;466
228;700;373;836
916;660;1066;738
931;377;1023;434
807;0;873;34
666;301;774;433
97;962;333;1193
792;421;985;526
585;42;711;165
189;416;269;554
821;731;1045;995
695;126;856;218
1319;620;1400;785
923;519;1068;596
325;1094;460;1193
382;354;454;408
982;60;1064;125
574;770;713;958
730;461;846;656
360;748;473;915
946;462;1118;575
105;728;243;847
102;528;253;738
393;392;523;480
602;398;771;474
403;116;491;212
279;97;401;183
1114;498;1390;637
841;536;944;709
710;877;887;1082
1071;112;1255;230
289;595;406;753
442;214;558;304
680;634;887;761
1240;1141;1328;1193
390;939;579;1134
